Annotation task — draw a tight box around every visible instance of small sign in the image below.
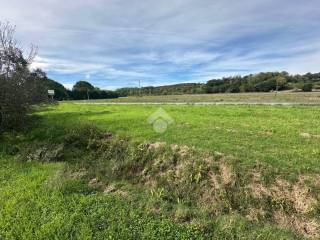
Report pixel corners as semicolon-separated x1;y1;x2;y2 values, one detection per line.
48;90;55;96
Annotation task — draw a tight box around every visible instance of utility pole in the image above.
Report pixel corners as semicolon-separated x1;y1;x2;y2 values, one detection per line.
275;77;279;97
139;80;141;97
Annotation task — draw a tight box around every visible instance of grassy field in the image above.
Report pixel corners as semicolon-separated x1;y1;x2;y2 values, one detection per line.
0;156;206;239
1;100;320;239
75;92;320;104
43;103;320;174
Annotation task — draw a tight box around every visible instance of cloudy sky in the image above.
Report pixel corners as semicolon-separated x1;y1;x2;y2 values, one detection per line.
1;0;320;89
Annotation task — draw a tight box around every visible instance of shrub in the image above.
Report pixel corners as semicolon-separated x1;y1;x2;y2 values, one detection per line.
302;83;313;92
0;22;47;132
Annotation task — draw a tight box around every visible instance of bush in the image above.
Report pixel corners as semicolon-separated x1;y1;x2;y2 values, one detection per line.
0;22;47;132
302;83;313;92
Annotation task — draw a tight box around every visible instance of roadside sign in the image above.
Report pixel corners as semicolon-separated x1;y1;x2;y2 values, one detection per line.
48;90;55;96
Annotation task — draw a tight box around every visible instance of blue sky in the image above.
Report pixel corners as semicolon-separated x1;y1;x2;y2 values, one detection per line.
1;0;320;90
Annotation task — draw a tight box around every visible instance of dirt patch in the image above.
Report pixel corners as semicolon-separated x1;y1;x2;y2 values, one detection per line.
272;179;317;214
102;132;113;139
88;178;104;189
248;176;317;215
208;171;220;191
299;174;320;188
25;144;64;162
246;175;320;238
248;183;270;199
214;151;224;158
219;161;232;185
274;211;320;238
226;129;238;133
148;142;166;150
291;184;317;214
246;208;267;222
170;144;179;151
103;185;129;197
170;144;192;157
260;130;273;136
300;132;312;138
178;145;191;157
300;132;320;139
116;190;129;197
70;169;87;179
203;154;214;163
103;185;117;193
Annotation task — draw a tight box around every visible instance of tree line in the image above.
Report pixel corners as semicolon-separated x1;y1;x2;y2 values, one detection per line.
42;77;118;101
116;72;319;96
49;70;319;101
116;83;205;97
205;71;318;93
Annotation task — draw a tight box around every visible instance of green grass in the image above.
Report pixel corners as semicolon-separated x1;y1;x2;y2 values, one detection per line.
0;149;298;239
1;101;320;239
39;103;320;175
0;156;205;239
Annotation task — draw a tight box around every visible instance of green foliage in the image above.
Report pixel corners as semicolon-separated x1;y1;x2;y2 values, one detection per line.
115;71;320;96
302;83;313;92
71;88;118;100
69;81;118;100
0;23;47;132
44;78;70;100
206;72;290;93
73;81;95;91
116;83;205;97
40;77;119;101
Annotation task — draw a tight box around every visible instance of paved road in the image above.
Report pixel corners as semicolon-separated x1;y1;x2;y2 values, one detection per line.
74;102;319;106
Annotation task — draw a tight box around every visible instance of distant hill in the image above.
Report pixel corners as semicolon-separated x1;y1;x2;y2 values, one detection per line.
116;83;205;97
116;72;320;97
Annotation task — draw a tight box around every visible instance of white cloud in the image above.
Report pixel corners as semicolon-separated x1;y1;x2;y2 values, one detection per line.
31;56;107;74
62;83;74;90
2;0;320;88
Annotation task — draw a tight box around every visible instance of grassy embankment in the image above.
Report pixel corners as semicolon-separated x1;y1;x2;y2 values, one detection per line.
1;102;319;239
